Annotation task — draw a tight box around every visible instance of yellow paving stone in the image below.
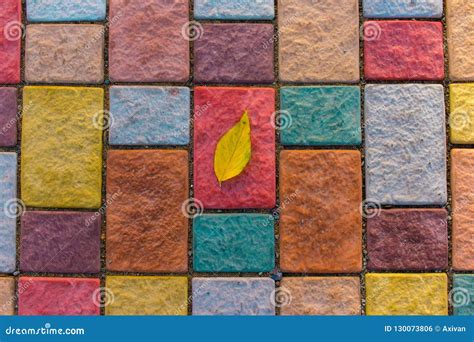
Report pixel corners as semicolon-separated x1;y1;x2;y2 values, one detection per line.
366;274;448;316
105;276;188;316
21;86;103;208
450;84;474;144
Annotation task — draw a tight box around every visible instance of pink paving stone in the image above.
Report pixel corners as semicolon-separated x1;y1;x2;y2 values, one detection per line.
0;0;21;84
0;88;17;146
194;87;276;209
364;21;444;81
109;0;190;82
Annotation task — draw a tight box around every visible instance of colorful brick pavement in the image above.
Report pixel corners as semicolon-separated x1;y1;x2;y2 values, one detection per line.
0;0;473;316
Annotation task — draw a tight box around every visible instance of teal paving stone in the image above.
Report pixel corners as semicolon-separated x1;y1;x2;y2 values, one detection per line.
280;87;361;146
27;0;106;22
193;214;275;272
194;0;274;20
453;275;474;316
0;153;17;273
109;86;190;146
363;0;443;18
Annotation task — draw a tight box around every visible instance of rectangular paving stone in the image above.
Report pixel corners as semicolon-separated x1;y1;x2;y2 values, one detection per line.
280;277;361;316
20;211;101;273
193;214;275;273
194;0;274;20
453;275;474;316
194;24;274;84
365;84;447;206
367;209;448;271
18;277;100;315
451;149;474;270
27;0;106;22
278;0;359;83
194;87;275;209
25;24;104;83
280;87;361;146
106;276;188;316
109;0;189;82
364;21;444;81
363;0;443;18
0;88;17;147
192;278;275;315
280;150;362;273
106;150;188;273
0;277;14;315
21;87;103;209
450;84;474;144
0;0;21;83
109;86;190;146
366;274;448;315
0;153;17;274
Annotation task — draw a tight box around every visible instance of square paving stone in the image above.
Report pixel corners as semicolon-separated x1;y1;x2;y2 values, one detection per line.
0;277;14;315
364;21;444;81
25;24;104;83
109;0;189;82
365;84;447;206
0;0;21;83
20;211;101;274
280;277;361;316
363;0;443;18
193;214;275;273
280;150;362;273
194;0;274;20
109;86;190;146
18;277;100;315
192;278;275;315
366;273;448;315
278;0;359;83
21;87;103;209
0;88;17;147
280;87;361;146
451;149;474;270
367;209;448;271
106;150;188;273
27;0;106;22
450;84;474;144
106;276;188;316
194;87;275;209
0;153;17;274
194;24;274;84
453;275;474;316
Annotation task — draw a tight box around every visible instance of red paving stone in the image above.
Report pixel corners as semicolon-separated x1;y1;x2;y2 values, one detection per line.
0;0;21;83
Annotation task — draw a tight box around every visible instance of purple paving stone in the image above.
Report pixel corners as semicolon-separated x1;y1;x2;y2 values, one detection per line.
0;88;17;147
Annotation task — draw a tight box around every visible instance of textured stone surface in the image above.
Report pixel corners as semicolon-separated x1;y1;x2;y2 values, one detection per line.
0;0;21;83
25;24;104;83
21;87;103;209
447;0;474;81
366;274;448;315
106;276;188;315
0;88;17;147
280;150;362;273
364;21;444;81
451;149;474;270
367;209;448;271
192;278;275;316
194;0;274;20
0;153;17;274
363;0;443;18
106;150;188;273
109;0;189;82
280;87;361;146
20;211;101;273
0;277;14;315
280;277;361;316
453;275;474;316
18;277;100;315
365;85;447;205
194;87;275;209
27;0;106;21
109;86;190;146
194;24;274;84
193;214;275;272
278;0;359;83
450;84;474;144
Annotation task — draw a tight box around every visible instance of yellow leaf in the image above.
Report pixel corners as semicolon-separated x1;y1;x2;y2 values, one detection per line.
214;110;252;185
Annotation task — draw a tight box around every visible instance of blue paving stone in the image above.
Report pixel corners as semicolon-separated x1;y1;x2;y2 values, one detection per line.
363;0;443;18
193;214;275;272
109;86;190;146
453;275;474;316
194;0;274;20
192;278;275;315
0;153;17;273
27;0;106;22
365;84;447;206
280;87;361;146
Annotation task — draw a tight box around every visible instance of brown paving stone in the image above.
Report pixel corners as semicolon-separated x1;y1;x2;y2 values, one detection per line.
0;277;14;315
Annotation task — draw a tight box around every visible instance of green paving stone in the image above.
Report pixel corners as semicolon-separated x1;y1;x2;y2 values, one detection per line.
453;275;474;316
